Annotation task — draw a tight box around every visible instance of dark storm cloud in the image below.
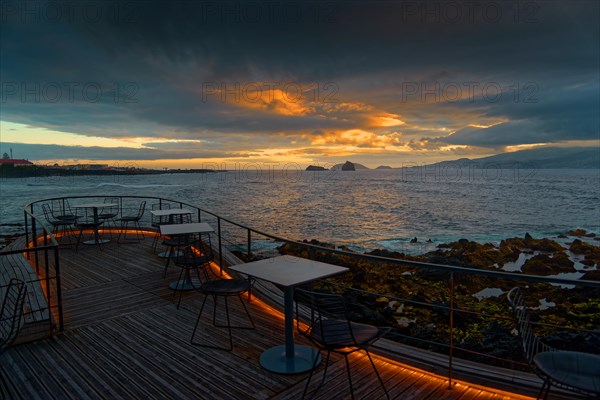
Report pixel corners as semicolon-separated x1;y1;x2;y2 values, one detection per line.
1;0;598;154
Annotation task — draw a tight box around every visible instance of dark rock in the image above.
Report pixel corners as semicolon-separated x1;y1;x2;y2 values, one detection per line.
341;161;355;171
542;331;600;354
568;229;588;236
306;165;327;171
410;237;418;243
524;232;533;239
582;270;600;281
367;249;406;259
569;239;600;268
522;252;575;275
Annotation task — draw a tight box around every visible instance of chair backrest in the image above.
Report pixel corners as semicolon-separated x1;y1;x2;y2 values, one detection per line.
98;197;121;218
295;288;355;348
137;201;147;218
507;286;552;364
41;203;54;222
0;279;28;354
151;203;171;225
175;238;214;278
103;197;120;215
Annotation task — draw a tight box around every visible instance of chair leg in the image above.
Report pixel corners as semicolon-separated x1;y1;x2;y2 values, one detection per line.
303;350;329;400
190;294;233;351
211;295;255;330
191;294;210;344
538;380;551;400
134;221;144;241
344;354;355;400
75;226;85;252
164;245;176;277
173;265;188;309
118;220;144;243
117;221;129;243
190;293;254;351
365;349;389;399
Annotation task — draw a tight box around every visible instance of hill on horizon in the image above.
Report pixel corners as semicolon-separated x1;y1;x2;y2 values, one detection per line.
325;147;598;170
428;147;599;169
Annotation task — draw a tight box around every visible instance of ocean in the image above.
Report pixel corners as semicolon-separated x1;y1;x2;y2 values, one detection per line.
1;167;599;254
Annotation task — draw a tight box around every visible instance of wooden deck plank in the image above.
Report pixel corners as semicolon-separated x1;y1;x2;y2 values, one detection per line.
0;232;540;400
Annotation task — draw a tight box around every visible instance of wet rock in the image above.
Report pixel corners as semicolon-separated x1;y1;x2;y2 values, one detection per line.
522;252;575;275
501;237;563;253
524;232;533;239
367;248;406;259
568;229;588;237
582;269;600;281
410;237;418;243
569;239;600;268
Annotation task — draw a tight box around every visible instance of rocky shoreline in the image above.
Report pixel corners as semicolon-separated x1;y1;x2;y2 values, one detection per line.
270;230;600;368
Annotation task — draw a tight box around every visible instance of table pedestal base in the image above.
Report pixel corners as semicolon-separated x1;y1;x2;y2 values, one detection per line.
158;250;183;258
169;278;200;291
259;345;321;374
83;239;110;245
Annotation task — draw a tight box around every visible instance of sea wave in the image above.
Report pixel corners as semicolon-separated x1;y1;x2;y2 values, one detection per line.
94;183;183;189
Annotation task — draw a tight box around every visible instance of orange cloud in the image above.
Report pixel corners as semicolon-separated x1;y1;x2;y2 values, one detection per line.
368;112;406;127
309;129;403;148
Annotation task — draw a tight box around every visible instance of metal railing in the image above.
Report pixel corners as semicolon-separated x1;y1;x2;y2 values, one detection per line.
19;195;600;390
1;207;63;336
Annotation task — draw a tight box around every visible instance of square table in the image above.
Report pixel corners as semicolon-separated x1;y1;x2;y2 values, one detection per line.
151;209;195;257
72;202;118;245
159;222;213;237
230;255;349;374
160;223;214;291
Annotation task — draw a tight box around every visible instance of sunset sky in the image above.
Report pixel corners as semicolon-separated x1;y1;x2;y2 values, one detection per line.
1;0;598;168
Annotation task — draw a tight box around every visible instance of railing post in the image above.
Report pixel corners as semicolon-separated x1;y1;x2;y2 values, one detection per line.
247;230;252;259
198;209;201;223
31;204;39;272
44;230;51;321
54;246;64;331
217;217;223;274
448;271;454;390
43;230;49;274
24;210;30;259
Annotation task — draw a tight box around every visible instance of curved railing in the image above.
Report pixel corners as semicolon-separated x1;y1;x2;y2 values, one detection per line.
21;195;600;393
0;206;63;337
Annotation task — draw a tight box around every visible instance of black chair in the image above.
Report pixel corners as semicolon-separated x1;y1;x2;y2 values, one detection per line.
41;203;75;243
98;197;120;238
50;199;78;222
117;201;146;243
151;203;171;250
163;233;195;278
294;288;390;400
1;279;27;354
188;239;254;351
0;279;27;398
507;287;600;399
72;206;104;252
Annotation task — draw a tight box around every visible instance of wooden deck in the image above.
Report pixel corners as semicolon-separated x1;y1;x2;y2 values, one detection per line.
1;232;535;399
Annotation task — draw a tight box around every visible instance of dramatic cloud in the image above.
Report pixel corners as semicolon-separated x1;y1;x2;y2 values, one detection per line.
0;0;598;166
